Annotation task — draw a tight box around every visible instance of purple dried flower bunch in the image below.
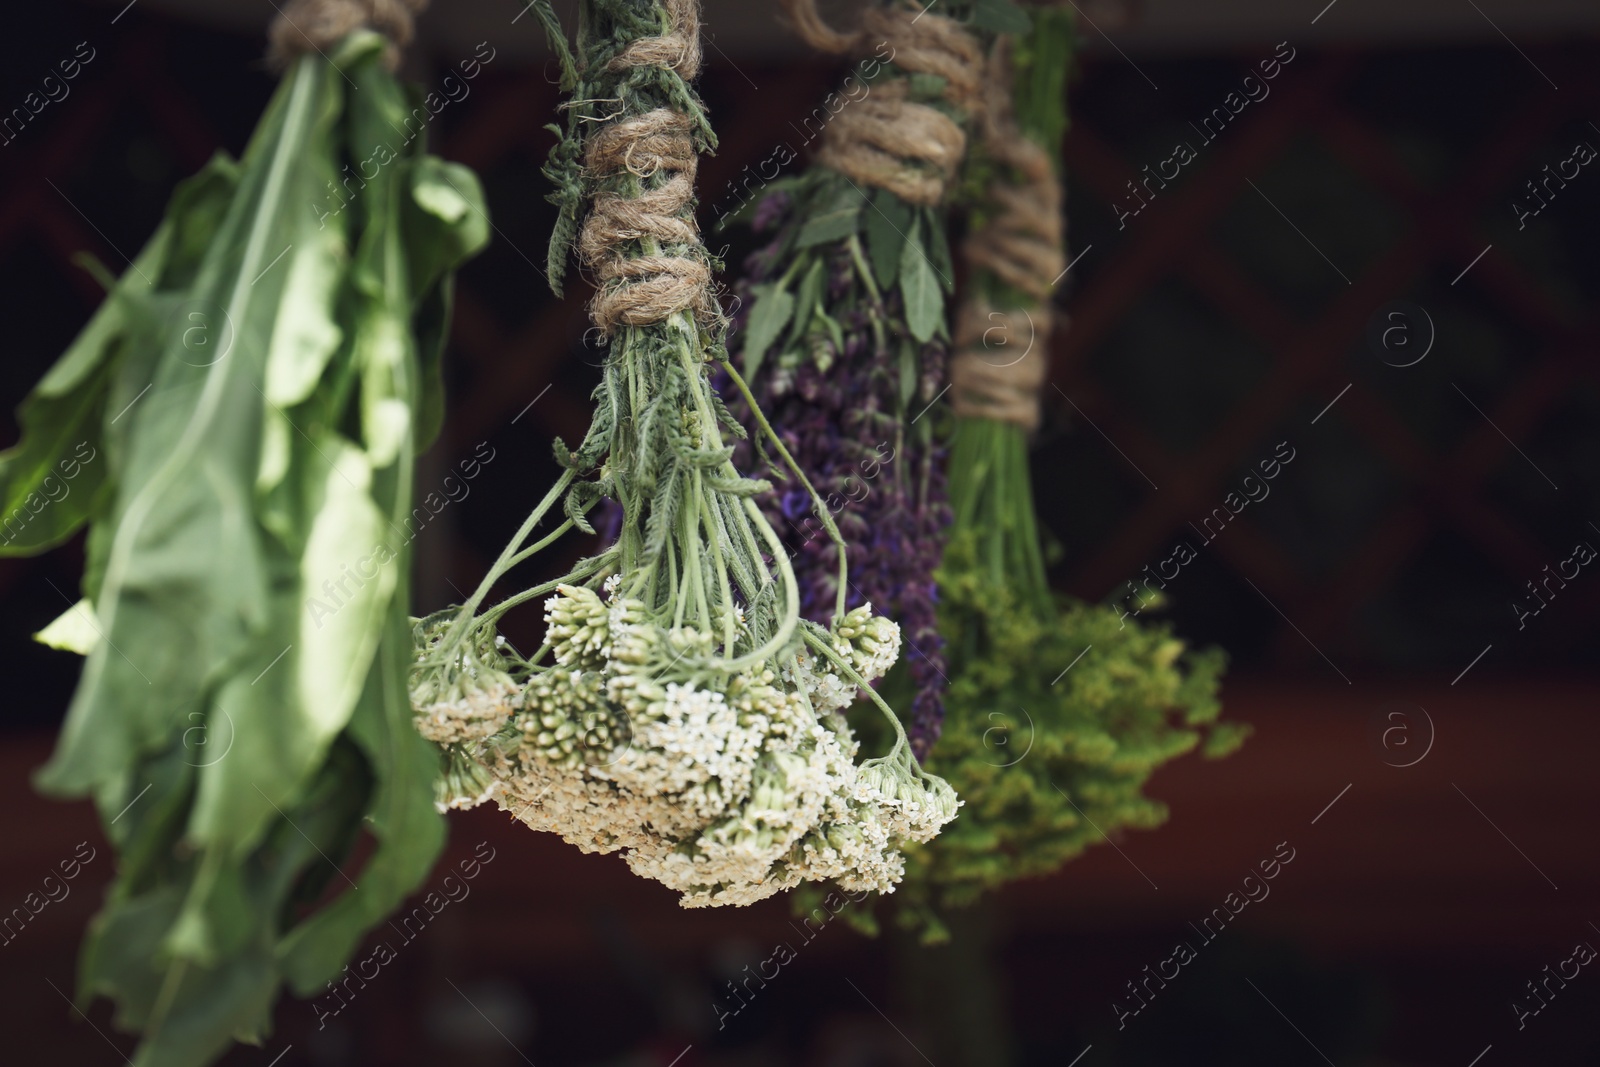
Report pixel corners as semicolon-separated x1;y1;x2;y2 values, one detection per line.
722;183;953;757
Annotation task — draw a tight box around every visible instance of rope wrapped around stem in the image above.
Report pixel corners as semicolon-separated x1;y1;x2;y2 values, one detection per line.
577;0;719;335
950;36;1066;432
781;0;984;206
951;303;1051;431
268;0;428;69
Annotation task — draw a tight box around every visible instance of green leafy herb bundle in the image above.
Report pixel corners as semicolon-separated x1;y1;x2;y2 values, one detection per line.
1;16;488;1064
410;0;959;910
890;10;1248;941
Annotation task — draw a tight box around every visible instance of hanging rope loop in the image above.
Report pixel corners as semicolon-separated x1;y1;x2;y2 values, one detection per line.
268;0;428;70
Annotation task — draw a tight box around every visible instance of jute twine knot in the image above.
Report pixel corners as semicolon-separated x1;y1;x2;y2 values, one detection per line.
268;0;428;70
580;0;718;335
950;38;1067;432
781;0;984;206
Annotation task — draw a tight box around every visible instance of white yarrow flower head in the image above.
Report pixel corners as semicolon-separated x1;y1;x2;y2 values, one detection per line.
834;604;902;685
408;611;519;745
408;610;526;813
417;582;956;908
545;584;612;668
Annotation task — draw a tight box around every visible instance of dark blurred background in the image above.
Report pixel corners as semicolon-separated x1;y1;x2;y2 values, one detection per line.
4;1;1600;1064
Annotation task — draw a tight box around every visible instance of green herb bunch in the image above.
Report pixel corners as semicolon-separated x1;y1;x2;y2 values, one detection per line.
410;0;959;910
890;10;1248;942
0;28;488;1065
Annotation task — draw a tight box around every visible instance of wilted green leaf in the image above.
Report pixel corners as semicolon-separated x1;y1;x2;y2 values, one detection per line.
900;220;943;344
864;187;911;290
263;234;346;409
738;283;795;382
280;609;444;992
406;156;490;293
0;224;174;556
34;598;97;654
795;182;865;247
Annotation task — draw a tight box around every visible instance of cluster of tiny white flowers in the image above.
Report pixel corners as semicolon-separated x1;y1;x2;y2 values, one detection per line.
833;605;902;683
413;688;515;745
410;620;517;746
778;605;902;716
434;584;958;908
409;615;528;814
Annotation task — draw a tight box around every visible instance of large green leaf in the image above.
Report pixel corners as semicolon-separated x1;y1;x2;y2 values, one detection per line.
187;431;395;858
79;885;189;1027
404;158;490;450
38;55;336;798
795;181;865;248
0;222;175;556
738;282;795;383
159;156;245;293
261;235;346;410
864;187;911;290
0;368;113;554
186;433;397;860
295;440;397;744
900;218;943;344
279;598;445;992
81;744;369;1066
406;156;491;294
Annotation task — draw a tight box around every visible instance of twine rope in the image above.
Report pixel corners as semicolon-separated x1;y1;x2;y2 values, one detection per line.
951;304;1050;431
950;37;1067;431
607;0;702;78
782;0;984;206
268;0;428;70
580;0;718;335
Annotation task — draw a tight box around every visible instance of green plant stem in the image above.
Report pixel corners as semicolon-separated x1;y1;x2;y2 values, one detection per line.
943;7;1078;622
719;355;850;625
846;234;889;354
699;482;736;650
479;548;616;630
721;495;800;671
800;626;909;764
437;466;575;660
595;310;802;674
505;517;577;570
